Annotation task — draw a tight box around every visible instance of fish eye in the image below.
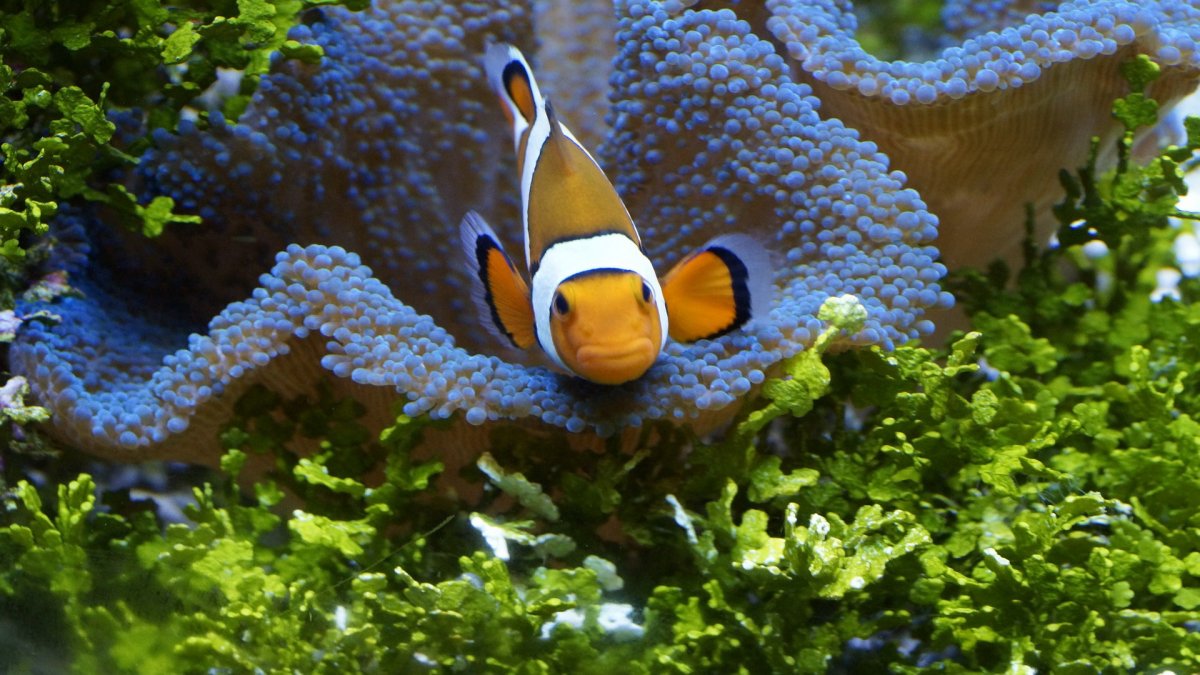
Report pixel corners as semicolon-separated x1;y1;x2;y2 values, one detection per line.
554;292;570;316
641;280;652;303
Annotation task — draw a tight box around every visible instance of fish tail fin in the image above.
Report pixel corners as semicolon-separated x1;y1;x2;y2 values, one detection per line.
661;234;774;343
484;43;542;131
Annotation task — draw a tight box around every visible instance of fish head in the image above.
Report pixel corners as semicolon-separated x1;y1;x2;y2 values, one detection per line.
548;270;662;385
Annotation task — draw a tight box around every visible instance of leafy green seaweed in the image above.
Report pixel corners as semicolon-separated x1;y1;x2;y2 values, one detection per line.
0;0;365;266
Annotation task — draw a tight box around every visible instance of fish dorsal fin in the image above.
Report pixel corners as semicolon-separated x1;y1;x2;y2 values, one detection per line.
541;99;573;173
661;235;774;342
459;211;536;350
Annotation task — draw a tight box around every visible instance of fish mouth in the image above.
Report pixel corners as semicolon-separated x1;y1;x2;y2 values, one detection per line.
574;337;657;385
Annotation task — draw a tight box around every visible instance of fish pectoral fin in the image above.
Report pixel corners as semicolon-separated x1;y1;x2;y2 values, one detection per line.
661;234;774;343
459;211;537;350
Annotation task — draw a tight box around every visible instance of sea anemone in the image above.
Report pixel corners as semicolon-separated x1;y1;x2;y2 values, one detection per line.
15;0;1197;466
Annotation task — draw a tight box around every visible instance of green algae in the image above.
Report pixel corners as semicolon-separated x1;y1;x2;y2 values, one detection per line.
0;0;364;259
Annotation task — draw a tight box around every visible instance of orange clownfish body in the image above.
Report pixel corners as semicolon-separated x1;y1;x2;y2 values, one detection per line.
460;44;772;385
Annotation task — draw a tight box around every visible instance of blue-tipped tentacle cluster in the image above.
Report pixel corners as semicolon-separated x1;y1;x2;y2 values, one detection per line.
939;1;1063;42
762;0;1200;269
607;1;951;357
768;0;1199;102
22;0;1192;460
135;2;534;347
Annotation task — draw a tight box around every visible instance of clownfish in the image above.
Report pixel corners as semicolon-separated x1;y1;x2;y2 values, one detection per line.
460;43;772;385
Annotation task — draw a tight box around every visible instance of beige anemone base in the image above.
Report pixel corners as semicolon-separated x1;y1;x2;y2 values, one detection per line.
792;47;1200;272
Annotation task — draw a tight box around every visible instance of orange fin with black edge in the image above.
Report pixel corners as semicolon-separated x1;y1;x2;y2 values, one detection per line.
485;43;539;127
459;211;536;350
661;234;774;342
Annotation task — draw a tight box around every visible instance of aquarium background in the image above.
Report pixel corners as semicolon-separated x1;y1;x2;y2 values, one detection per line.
2;0;1200;672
